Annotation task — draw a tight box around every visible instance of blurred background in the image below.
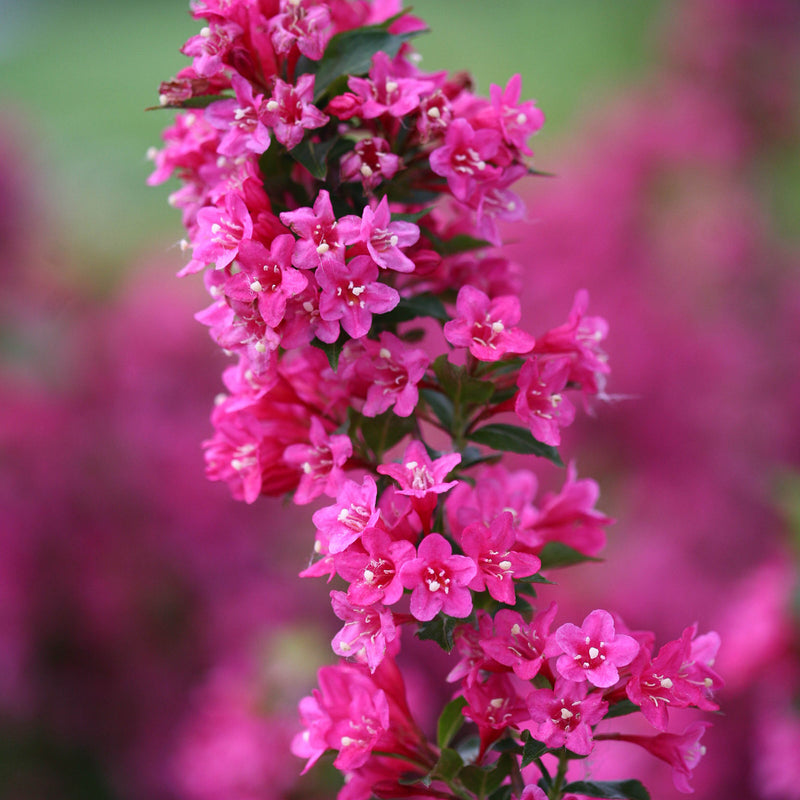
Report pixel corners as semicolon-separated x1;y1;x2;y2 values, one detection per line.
0;1;798;799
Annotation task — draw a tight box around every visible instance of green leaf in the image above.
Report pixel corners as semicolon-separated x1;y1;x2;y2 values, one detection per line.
146;93;231;111
437;697;468;749
299;22;424;101
378;293;450;325
421;229;491;256
415;613;462;652
538;542;602;570
360;410;415;458
466;423;564;465
288;136;338;180
489;786;512;800
310;330;350;371
420;388;454;430
520;732;548;767
432;356;494;407
459;753;513;798
562;780;650;800
604;699;641;719
431;747;464;782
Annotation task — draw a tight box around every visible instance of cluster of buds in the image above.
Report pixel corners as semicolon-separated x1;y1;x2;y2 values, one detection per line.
149;1;722;798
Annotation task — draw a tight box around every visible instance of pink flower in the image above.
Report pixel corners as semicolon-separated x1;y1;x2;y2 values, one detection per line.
614;722;711;794
514;356;575;446
316;255;400;339
480;74;545;154
479;604;558;681
312;476;380;555
526;678;607;756
377;440;461;532
330;591;399;673
339;137;401;192
181;20;243;77
205;75;272;156
444;284;535;362
280;189;348;271
626;625;719;731
335;527;416;607
458;512;542;605
552;609;639;688
340;195;420;273
462;672;529;757
347;51;434;119
188;192;253;273
429;118;502;201
269;0;331;60
282;416;352;504
263;75;329;151
356;332;430;418
399;533;476;621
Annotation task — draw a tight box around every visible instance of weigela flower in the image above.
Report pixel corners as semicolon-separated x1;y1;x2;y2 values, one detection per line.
444;284;535;362
377;440;461;532
312;476;380;555
263;75;329;150
181;20;243;77
334;527;416;607
458;511;542;605
355;332;430;418
280;189;348;271
480;74;545;154
205;74;272;156
526;677;608;756
551;608;640;688
479;603;558;681
340;195;420;273
282;416;352;504
626;624;720;731
614;722;712;794
462;672;529;757
187;192;254;274
429;118;502;201
339;137;401;191
399;533;476;621
316;255;400;339
269;0;332;60
330;590;399;673
514;355;576;446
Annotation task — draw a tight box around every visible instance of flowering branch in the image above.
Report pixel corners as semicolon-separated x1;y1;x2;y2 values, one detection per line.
148;2;722;798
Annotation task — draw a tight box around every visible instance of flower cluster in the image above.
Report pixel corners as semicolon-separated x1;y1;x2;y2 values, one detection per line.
149;2;722;798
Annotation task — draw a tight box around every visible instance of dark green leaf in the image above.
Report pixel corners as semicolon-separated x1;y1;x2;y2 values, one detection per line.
415;613;462;652
437;697;468;749
288;136;338;179
517;572;554;585
489;786;512;800
360;410;415;458
300;23;424;101
604;699;641;719
459;753;513;798
421;229;491;256
432;356;494;407
520;732;548;767
466;424;564;465
432;747;463;782
538;542;603;570
146;93;231;111
310;330;350;371
378;293;450;325
562;780;650;800
420;388;454;429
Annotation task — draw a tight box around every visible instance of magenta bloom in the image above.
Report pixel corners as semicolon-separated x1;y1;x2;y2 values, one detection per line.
616;722;712;794
514;355;576;446
340;195;420;273
282;416;352;504
330;591;399;673
458;511;541;605
312;476;380;555
347;51;434;119
356;332;430;418
205;74;272;156
316;255;400;339
280;189;348;271
526;678;607;756
482;74;545;154
552;609;639;688
263;75;329;151
444;284;535;362
399;533;476;621
339;137;401;192
377;440;461;532
335;527;416;607
188;192;253;273
430;118;502;201
479;603;558;681
462;672;529;757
